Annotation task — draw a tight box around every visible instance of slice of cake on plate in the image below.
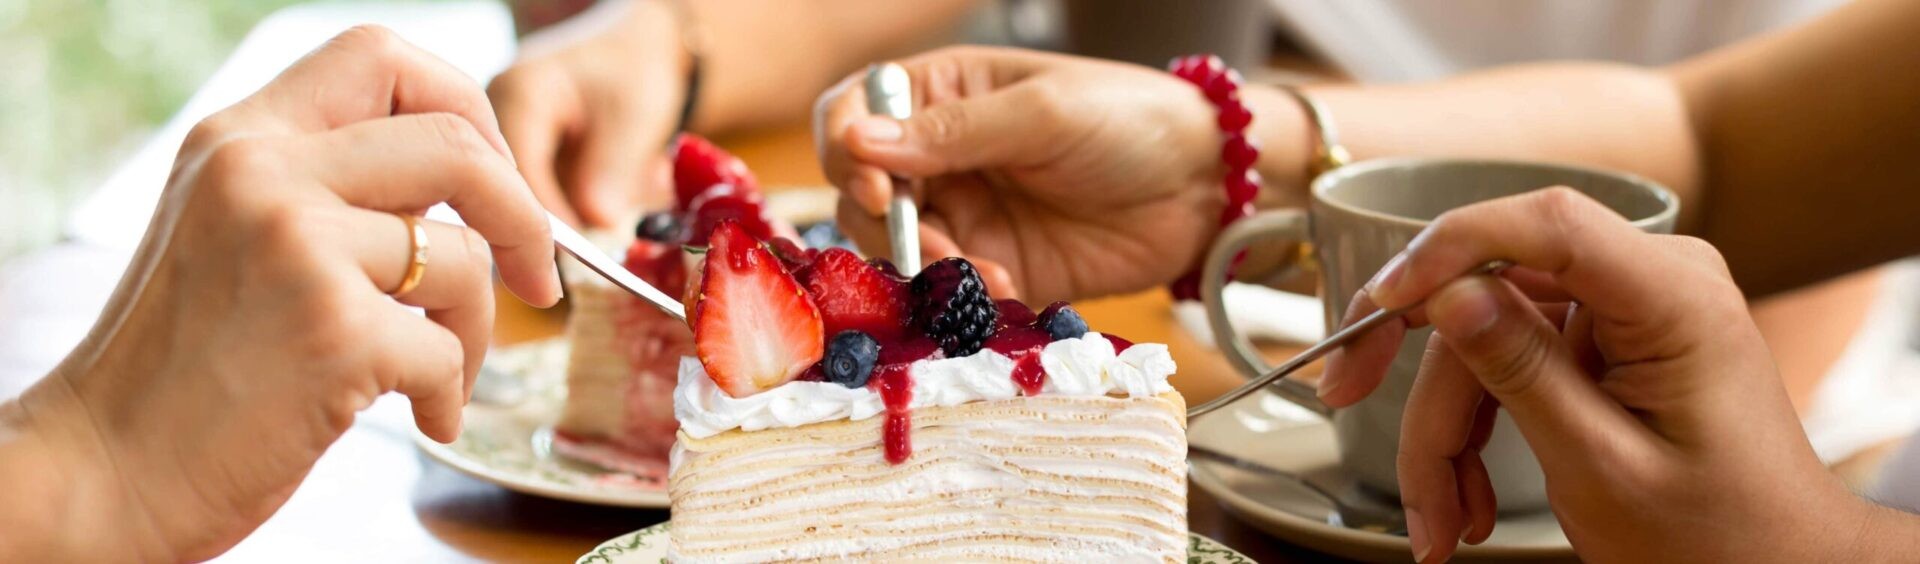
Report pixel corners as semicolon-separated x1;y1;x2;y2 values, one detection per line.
553;135;801;479
667;222;1188;562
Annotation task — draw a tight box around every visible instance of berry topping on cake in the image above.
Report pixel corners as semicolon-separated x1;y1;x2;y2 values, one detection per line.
994;299;1037;330
797;248;912;341
622;239;687;296
1010;353;1046;396
671;134;759;210
823;330;880;388
691;221;823;398
983;326;1050;359
634;212;681;242
910;258;998;357
877;335;943;366
767;237;817;271
684;188;775;245
1103;333;1135;353
867;257;906;280
1036;301;1089;340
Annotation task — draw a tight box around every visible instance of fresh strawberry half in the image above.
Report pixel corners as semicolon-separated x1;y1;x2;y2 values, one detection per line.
692;221;824;397
796;248;911;341
672;134;759;211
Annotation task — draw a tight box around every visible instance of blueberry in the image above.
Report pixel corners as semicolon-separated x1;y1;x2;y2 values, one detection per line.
824;330;880;388
1037;301;1088;341
634;212;680;242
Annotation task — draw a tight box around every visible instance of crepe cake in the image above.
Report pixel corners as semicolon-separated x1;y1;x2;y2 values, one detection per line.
552;135;799;479
666;221;1189;562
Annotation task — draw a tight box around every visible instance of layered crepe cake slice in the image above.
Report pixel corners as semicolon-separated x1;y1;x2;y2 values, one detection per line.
551;134;799;478
666;221;1188;562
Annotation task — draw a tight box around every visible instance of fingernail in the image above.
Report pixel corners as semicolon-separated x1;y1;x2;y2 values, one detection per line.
1365;252;1410;302
1407;508;1431;562
854;117;904;143
549;263;566;304
1430;279;1501;338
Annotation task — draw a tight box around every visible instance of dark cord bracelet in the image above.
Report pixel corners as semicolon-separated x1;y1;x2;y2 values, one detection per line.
661;0;704;133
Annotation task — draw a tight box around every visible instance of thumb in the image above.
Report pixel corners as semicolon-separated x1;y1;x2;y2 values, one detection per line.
1424;275;1636;460
846;86;1053;178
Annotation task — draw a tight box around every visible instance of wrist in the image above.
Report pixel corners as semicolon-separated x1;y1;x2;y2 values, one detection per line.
1242;85;1314;208
1;371;166;561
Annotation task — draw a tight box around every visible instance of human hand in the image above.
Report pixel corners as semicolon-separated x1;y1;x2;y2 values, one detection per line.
11;26;559;560
489;0;687;227
1318;188;1870;562
815;46;1248;303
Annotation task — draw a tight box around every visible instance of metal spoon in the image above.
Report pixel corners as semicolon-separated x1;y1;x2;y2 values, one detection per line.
864;62;921;274
1187;261;1511;419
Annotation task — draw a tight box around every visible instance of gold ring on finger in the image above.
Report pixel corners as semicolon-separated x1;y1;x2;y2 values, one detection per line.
391;213;429;297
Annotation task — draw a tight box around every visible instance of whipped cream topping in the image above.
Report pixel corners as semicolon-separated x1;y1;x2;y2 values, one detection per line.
672;333;1176;438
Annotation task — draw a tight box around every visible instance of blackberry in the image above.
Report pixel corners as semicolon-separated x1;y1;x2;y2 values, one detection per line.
634;212;680;242
910;257;998;356
1036;301;1089;340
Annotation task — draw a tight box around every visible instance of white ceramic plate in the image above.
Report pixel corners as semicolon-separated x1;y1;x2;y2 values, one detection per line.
1188;390;1576;563
414;339;670;508
577;523;1258;564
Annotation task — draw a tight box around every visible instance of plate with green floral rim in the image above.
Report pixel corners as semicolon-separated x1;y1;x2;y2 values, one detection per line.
413;339;671;508
577;522;1255;563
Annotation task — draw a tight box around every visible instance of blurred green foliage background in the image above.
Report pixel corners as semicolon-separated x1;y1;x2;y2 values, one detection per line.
0;0;451;261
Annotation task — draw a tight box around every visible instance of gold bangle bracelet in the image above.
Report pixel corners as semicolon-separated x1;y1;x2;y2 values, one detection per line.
1279;85;1351;180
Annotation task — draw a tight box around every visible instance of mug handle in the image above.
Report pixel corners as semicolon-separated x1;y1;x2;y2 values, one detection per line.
1198;209;1333;418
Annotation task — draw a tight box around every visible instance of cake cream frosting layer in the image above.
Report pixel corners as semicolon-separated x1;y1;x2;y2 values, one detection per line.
673;333;1177;438
667;392;1189;563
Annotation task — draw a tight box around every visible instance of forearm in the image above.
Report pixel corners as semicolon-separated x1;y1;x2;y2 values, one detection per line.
690;0;978;132
1245;64;1700;223
0;377;162;561
1670;0;1920;296
1234;64;1697;285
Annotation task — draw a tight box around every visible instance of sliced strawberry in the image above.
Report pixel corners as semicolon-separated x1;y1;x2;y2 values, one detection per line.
622;239;687;295
795;248;911;341
681;253;705;315
684;187;774;245
672;134;759;211
692;221;824;397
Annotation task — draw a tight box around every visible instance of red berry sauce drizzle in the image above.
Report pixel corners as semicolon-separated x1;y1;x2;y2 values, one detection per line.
1010;353;1046;396
871;337;941;464
876;365;914;464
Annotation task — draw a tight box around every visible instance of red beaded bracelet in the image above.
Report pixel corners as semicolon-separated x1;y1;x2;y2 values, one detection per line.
1167;54;1258;301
